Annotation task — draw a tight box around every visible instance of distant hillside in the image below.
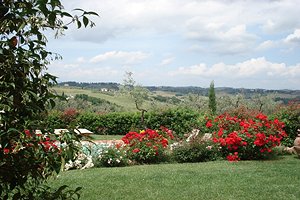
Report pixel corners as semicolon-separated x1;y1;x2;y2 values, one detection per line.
59;81;120;90
57;81;300;103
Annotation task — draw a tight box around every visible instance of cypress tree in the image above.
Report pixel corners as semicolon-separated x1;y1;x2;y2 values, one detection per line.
208;80;216;114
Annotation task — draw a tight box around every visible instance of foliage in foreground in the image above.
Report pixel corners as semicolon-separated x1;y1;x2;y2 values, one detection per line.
0;0;97;199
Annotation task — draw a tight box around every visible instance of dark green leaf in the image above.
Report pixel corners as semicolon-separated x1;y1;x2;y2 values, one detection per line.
87;11;99;16
83;16;89;27
76;20;81;29
61;11;72;18
73;8;84;12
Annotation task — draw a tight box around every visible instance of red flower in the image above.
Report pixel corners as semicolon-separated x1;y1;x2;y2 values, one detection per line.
227;152;240;162
132;148;140;153
3;148;10;154
153;146;158;151
24;129;31;137
254;133;266;147
256;113;268;121
218;128;224;137
161;138;168;148
206;120;213;128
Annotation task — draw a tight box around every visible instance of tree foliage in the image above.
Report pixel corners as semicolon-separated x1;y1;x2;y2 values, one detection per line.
119;72;150;128
208;80;216;114
0;0;98;199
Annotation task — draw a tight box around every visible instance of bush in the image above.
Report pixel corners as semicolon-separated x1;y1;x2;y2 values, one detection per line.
207;111;287;161
122;127;174;164
272;101;300;146
47;108;201;137
46;110;64;129
94;145;130;167
172;138;221;163
145;108;201;137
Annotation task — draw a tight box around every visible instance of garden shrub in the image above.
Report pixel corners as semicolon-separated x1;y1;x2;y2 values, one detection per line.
207;111;287;161
145;108;201;137
122;127;174;164
77;112;102;133
271;101;300;147
172;138;221;163
94;145;130;167
61;108;80;126
46;110;64;129
48;108;201;137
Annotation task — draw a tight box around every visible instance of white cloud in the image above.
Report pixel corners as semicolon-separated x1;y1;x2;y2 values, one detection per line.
257;40;277;51
63;0;300;40
159;57;175;66
48;0;300;89
76;57;86;63
284;29;300;44
89;51;149;64
169;57;299;82
126;58;300;89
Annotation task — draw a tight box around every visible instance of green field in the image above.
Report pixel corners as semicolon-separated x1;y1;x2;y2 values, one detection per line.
48;155;300;200
52;87;137;111
52;86;175;112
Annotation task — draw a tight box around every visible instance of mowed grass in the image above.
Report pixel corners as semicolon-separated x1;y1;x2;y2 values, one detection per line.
48;156;300;200
88;134;124;141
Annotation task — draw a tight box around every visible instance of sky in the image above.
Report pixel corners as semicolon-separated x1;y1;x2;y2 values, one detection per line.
47;0;300;90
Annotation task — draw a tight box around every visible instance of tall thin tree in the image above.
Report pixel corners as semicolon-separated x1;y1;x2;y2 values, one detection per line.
208;80;217;114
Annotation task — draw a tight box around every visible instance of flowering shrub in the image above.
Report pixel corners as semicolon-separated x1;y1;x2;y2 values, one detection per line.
172;138;221;163
206;112;287;161
122;127;174;164
61;108;79;125
64;152;94;171
94;145;130;167
0;129;82;198
272;101;300;146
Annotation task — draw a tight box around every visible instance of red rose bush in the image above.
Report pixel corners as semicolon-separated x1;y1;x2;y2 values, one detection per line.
206;112;286;161
122;127;174;164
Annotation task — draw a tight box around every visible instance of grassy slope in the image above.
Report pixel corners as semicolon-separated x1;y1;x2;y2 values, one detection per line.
52;87;137;111
49;156;300;200
52;86;174;112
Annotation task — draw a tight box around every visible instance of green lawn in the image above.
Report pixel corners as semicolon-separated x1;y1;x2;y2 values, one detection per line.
88;134;124;141
48;155;300;200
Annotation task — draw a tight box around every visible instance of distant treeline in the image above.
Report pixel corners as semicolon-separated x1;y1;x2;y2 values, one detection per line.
58;81;300;104
59;81;120;90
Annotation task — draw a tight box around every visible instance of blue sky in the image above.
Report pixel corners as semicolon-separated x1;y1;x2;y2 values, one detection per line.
47;0;300;89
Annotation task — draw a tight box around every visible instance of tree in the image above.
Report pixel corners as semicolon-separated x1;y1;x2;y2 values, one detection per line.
120;72;150;128
0;0;98;199
208;80;216;114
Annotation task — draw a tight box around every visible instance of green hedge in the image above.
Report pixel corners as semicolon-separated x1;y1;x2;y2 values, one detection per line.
145;108;201;137
46;108;201;137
